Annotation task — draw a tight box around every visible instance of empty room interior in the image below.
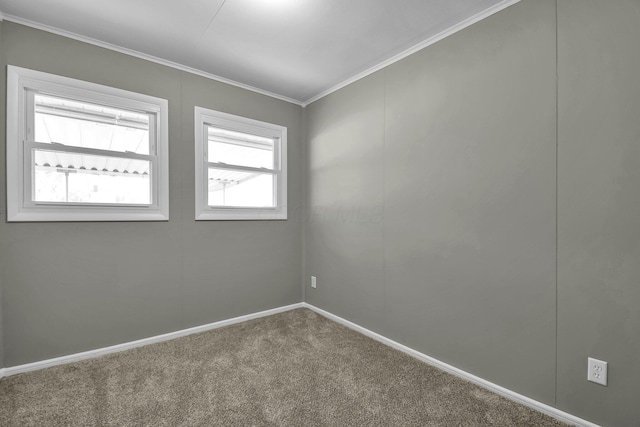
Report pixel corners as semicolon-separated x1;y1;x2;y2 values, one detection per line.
0;0;638;426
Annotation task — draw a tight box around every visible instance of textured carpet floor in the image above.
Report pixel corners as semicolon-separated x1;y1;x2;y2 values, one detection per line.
0;308;567;426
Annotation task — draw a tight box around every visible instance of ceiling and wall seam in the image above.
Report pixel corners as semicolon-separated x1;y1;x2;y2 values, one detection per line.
199;0;228;42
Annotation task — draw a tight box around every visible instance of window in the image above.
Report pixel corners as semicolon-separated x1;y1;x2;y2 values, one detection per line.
195;107;287;220
6;66;169;221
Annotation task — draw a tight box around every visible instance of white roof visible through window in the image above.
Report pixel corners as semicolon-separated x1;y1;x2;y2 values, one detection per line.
34;94;151;175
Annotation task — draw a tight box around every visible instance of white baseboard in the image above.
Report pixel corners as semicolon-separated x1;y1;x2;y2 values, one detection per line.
0;300;598;427
301;303;600;427
0;303;304;378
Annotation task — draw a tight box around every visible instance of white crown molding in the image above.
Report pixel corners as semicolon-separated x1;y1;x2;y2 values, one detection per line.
1;2;522;108
0;8;5;21
0;13;304;107
302;303;600;427
301;0;522;107
0;303;304;378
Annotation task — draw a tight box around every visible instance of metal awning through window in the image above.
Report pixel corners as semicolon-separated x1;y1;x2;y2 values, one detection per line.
34;150;150;176
207;169;263;192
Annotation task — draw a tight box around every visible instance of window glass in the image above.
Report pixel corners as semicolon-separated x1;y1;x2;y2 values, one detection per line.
34;149;150;204
207;126;274;169
207;168;275;208
35;94;150;155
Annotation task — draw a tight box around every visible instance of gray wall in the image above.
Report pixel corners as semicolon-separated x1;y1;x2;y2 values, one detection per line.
0;21;303;366
306;0;556;404
0;19;4;370
557;0;640;425
305;0;640;425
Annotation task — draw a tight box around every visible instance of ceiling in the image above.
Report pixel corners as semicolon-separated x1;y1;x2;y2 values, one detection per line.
0;0;516;105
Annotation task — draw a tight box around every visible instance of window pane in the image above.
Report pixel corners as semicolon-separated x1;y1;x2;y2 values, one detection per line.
207;168;274;208
207;126;274;169
34;94;150;155
34;150;151;204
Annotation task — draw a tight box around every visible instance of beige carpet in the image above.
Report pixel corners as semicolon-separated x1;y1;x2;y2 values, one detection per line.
0;308;566;426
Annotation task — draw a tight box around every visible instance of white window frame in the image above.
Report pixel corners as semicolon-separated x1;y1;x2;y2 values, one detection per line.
6;66;169;222
195;107;287;220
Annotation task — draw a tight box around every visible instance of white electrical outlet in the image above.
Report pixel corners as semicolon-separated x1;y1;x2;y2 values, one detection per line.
311;276;317;289
588;357;608;386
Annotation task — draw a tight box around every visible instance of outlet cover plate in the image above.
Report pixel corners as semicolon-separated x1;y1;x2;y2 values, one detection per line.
311;276;317;289
588;357;608;386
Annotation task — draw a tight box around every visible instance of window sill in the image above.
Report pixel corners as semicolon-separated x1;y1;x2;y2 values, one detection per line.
8;207;169;222
195;207;287;221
